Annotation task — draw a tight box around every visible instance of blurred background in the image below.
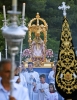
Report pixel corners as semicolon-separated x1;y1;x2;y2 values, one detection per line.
0;0;77;61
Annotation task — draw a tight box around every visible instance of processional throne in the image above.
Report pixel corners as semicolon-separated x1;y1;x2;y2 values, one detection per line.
23;13;53;67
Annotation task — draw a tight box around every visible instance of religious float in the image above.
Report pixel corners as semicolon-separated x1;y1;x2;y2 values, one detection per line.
22;13;54;68
22;13;54;82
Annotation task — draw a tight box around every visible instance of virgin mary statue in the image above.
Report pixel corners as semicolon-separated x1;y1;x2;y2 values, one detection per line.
31;33;45;58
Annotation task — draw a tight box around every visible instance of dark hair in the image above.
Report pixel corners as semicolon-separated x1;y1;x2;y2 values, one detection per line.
49;83;56;92
40;74;46;78
28;62;33;65
0;59;11;71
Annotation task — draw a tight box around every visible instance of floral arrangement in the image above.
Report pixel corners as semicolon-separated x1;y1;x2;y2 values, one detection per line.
22;49;31;59
22;48;53;61
46;49;53;59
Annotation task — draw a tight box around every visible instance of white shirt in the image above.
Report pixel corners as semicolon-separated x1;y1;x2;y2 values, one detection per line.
48;70;55;84
34;82;49;100
0;82;30;100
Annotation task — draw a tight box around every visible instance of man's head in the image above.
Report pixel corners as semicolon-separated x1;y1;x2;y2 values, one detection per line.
28;62;33;71
0;59;12;82
40;74;46;83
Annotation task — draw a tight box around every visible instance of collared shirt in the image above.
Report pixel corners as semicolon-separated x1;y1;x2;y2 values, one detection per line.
0;81;30;100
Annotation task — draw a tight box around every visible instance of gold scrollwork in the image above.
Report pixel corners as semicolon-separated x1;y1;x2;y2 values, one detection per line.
56;18;77;94
28;12;48;46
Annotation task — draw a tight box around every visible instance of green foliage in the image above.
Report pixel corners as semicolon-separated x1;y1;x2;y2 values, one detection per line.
25;0;46;18
47;34;59;53
0;13;5;57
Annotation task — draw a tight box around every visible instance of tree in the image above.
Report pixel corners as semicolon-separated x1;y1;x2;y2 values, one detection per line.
26;0;46;18
0;13;5;57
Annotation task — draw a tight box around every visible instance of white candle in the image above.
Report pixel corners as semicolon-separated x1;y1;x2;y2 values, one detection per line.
22;3;25;17
12;0;17;11
12;0;17;6
3;5;6;20
0;52;1;61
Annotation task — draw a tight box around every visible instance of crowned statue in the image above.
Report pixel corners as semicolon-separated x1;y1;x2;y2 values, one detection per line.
31;32;45;58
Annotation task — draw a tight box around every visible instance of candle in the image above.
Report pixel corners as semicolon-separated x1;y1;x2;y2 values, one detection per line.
22;3;26;17
12;0;17;7
0;52;1;61
12;0;17;11
3;5;6;20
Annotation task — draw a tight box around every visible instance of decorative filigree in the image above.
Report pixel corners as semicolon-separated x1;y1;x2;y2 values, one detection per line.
56;18;77;95
28;12;48;45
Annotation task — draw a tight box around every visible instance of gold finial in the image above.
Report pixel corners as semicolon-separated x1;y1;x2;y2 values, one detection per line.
36;12;40;18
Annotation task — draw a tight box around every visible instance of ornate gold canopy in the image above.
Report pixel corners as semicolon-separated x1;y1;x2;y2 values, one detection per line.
22;13;53;67
28;12;48;46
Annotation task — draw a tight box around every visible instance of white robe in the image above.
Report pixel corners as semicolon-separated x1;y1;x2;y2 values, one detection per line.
47;92;58;100
34;82;49;100
48;70;55;84
13;73;27;88
23;71;40;100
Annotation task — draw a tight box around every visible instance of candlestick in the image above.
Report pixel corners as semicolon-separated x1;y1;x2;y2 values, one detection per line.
1;0;28;96
22;3;25;17
3;5;6;20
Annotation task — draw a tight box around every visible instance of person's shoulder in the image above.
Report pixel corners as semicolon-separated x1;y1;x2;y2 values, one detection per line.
14;83;28;92
23;71;28;75
20;73;25;78
45;82;49;85
34;71;39;74
49;70;54;73
13;82;23;89
54;91;58;95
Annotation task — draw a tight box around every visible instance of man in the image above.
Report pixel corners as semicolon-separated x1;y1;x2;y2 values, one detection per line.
33;74;49;100
23;62;40;100
0;59;29;100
